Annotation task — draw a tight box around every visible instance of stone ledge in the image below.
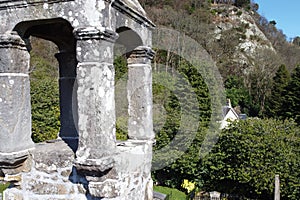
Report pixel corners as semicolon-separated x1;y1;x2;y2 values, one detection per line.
75;156;115;176
31;139;75;174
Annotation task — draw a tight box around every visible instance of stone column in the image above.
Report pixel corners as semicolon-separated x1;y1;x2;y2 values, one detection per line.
127;46;155;140
0;32;34;171
74;27;118;173
55;52;78;150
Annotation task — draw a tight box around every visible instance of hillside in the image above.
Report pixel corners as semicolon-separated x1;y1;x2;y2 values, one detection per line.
140;0;300;116
26;2;300;199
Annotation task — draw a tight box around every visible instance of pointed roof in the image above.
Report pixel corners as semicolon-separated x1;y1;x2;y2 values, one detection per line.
121;0;147;16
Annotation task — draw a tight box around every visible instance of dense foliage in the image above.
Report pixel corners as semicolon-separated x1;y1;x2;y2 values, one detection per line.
152;57;211;188
264;64;290;118
29;39;60;143
281;65;300;124
224;75;252;115
201;119;300;200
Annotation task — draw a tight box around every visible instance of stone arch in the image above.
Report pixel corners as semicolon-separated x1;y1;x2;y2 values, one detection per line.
14;18;78;151
114;26;145;141
114;26;155;141
13;18;75;51
116;26;143;52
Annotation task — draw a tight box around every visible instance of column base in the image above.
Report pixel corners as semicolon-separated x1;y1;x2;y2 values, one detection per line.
75;157;115;176
0;148;33;175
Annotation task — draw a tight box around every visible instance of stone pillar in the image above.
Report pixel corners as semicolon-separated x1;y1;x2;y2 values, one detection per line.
127;46;155;140
0;32;34;171
55;52;78;150
74;27;118;173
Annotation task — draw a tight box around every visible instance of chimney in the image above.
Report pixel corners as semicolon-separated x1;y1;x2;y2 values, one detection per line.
227;99;232;108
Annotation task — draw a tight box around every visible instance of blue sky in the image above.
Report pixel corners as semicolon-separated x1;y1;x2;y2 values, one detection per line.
253;0;300;40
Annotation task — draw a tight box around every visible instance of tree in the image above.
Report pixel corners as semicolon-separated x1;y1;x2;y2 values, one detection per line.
281;65;300;124
152;52;211;189
30;48;60;142
224;75;252;115
31;79;60;142
264;64;290;118
234;0;250;8
201;118;300;200
246;48;282;116
292;36;300;46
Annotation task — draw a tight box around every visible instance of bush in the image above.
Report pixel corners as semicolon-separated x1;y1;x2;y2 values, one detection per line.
30;79;60;142
201;118;300;200
30;52;60;143
0;183;10;194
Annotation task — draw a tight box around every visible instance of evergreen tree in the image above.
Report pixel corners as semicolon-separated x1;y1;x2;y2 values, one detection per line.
264;64;290;118
281;65;300;124
234;0;250;8
224;75;252;115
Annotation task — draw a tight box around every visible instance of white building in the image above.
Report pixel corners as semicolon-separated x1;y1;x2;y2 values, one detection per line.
220;99;240;129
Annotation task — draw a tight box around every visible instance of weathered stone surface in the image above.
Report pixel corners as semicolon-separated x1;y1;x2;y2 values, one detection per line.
127;47;155;140
32;140;75;174
0;75;33;153
75;62;117;163
3;188;23;200
0;151;29;169
145;179;154;200
26;180;69;195
88;180;120;198
115;140;153;199
0;32;29;73
0;32;34;173
0;0;155;199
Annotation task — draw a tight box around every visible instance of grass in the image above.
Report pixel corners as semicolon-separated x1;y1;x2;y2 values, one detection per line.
0;183;9;196
154;185;187;200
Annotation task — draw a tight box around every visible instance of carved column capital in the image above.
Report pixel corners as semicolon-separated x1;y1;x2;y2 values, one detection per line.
0;32;29;73
0;31;26;49
74;27;118;63
74;27;119;43
127;46;155;65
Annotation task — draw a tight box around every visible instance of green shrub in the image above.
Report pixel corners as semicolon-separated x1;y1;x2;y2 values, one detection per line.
30;79;60;143
201;119;300;200
0;183;10;194
30;52;60;143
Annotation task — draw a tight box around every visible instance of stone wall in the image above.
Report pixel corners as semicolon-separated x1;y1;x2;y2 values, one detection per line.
3;139;154;200
0;0;155;199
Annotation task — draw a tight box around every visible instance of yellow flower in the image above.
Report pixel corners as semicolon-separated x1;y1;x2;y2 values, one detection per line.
181;179;195;193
